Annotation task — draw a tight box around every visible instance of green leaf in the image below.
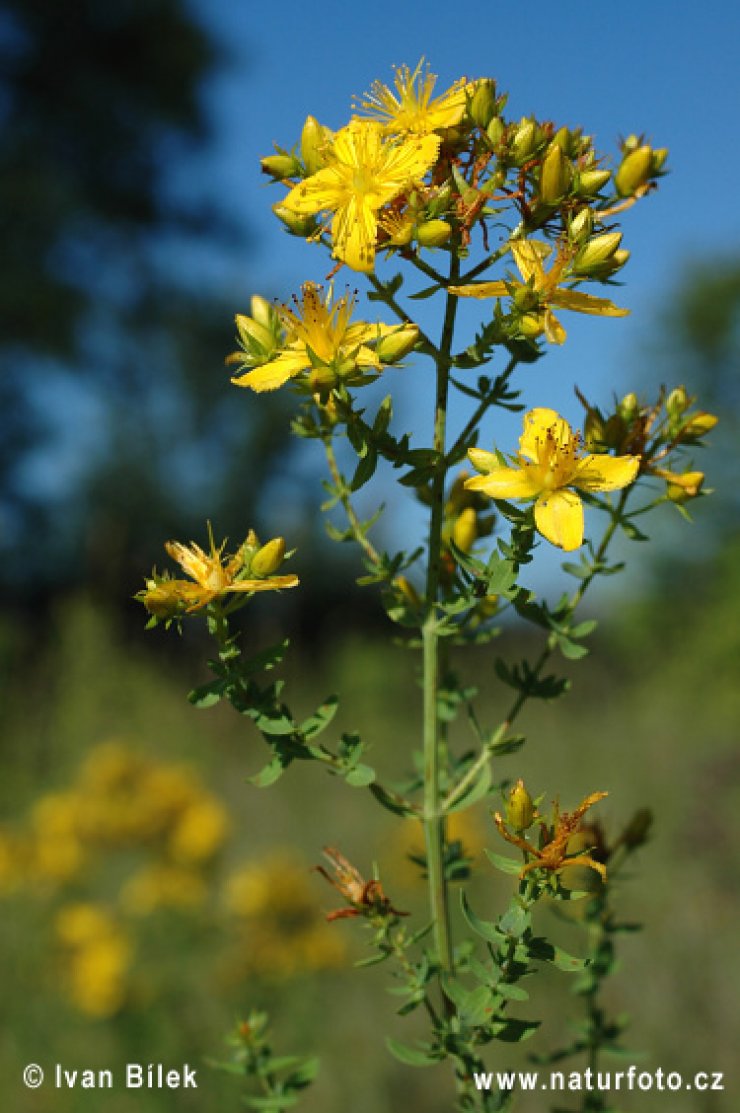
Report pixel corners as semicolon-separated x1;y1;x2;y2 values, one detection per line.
300;696;339;739
485;556;517;595
187;681;224;708
351;445;378;491
245;1097;298;1112
248;755;291;788
345;764;376;788
495;982;529;1002
284;1057;320;1088
409;283;442;300
385;1037;441;1067
460;891;501;943
527;936;589;972
559;639;589;660
490;1018;540;1043
369;783;418;817
499;903;531;938
242;638;291;677
484;850;522;875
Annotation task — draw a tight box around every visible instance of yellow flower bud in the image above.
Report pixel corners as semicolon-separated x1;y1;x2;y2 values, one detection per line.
486;116;505;147
249;295;274;329
513;285;539;312
519;312;545;339
512;118;537;165
618;392;639;421
651;148;669;172
260;154;301;180
539;142;571;204
578;168;611;195
272;203;319;237
615;145;653;197
505;779;535;832
394;576;421;607
375;324;420;364
452;508;477;552
666;386;689;417
301;115;329;175
681;412;718;437
657;469;704;500
573;232;623;275
569;208;593;242
469;79;497;128
235;314;275;353
250;537;286;577
417;219;452;248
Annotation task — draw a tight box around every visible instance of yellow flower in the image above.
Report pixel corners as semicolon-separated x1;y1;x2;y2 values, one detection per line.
167;797;229;865
355;60;469;136
230;282;393;393
281;120;439;272
137;526;298;615
466;408;639;550
55;903;131;1018
450;239;628;344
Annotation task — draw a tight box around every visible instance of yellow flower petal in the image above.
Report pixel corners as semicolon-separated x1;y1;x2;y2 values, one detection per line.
465;466;540;500
534;489;584;550
519;408;571;462
511;239;550;284
232;350;307;392
282;166;344;215
449;280;510;300
573;453;639;492
331;195;377;272
227;575;299;593
543;309;567;345
549;289;629;317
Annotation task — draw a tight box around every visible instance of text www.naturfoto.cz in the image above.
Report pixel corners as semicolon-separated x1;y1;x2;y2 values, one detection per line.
474;1066;724;1094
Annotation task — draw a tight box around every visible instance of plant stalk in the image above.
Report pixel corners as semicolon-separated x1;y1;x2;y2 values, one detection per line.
422;251;460;977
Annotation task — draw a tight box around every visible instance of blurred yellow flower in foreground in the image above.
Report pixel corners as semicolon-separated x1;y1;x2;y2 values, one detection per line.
355;60;469;136
55;903;132;1018
451;239;628;344
282;120;439;272
466;408;639;550
223;853;346;979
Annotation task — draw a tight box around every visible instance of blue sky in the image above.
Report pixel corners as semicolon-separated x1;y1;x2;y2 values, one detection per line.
177;0;739;589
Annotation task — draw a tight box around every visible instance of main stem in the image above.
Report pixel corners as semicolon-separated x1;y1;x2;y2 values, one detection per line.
423;251;460;977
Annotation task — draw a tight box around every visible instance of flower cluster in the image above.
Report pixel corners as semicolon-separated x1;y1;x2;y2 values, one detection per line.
137;523;298;623
578;385;718;504
259;59;666;357
1;742;350;1017
227;285;418;396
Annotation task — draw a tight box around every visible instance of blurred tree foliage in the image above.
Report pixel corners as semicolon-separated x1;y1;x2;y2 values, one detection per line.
0;0;297;600
651;257;739;525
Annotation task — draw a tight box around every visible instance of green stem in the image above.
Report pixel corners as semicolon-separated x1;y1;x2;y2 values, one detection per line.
423;250;461;978
322;432;382;566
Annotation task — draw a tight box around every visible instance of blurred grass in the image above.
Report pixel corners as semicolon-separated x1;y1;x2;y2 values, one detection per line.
0;545;738;1112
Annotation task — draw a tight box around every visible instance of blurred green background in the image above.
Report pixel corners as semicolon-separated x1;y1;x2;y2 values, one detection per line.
1;1;738;1111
